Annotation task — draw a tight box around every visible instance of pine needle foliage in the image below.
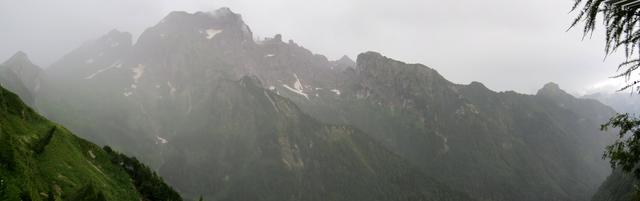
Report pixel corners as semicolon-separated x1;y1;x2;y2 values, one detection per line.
571;0;640;92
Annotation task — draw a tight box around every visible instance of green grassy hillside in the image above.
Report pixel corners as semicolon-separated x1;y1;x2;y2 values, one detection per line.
0;85;181;201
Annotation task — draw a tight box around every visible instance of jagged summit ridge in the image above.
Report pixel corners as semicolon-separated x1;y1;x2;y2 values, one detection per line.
467;81;490;91
148;7;252;43
104;29;133;44
331;55;356;71
162;7;245;27
356;51;439;73
355;51;450;88
205;7;237;19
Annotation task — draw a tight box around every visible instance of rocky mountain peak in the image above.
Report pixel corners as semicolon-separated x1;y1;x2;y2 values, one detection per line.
337;55;355;63
1;51;42;77
356;51;384;63
331;55;356;71
205;7;237;19
355;51;444;84
136;8;253;50
3;51;35;67
94;29;133;50
158;8;249;35
336;55;355;65
542;82;560;90
0;51;42;106
467;81;489;91
105;29;132;41
536;82;570;97
355;51;388;74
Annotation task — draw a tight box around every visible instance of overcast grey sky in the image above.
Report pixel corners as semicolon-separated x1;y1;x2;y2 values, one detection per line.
0;0;630;94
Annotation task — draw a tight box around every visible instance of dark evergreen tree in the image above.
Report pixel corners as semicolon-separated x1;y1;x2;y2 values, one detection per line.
571;0;640;178
571;0;640;91
103;146;182;201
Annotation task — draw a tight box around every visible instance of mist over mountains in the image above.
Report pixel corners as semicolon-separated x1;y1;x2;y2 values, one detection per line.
0;7;630;201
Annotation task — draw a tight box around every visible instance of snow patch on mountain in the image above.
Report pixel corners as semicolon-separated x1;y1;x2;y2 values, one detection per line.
293;74;304;91
133;64;145;83
156;136;168;144
206;29;223;39
84;61;122;80
282;74;309;99
283;84;309;99
85;58;94;64
331;89;341;95
167;81;177;95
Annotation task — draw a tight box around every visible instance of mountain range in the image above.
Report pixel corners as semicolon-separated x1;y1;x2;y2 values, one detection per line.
0;7;628;201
